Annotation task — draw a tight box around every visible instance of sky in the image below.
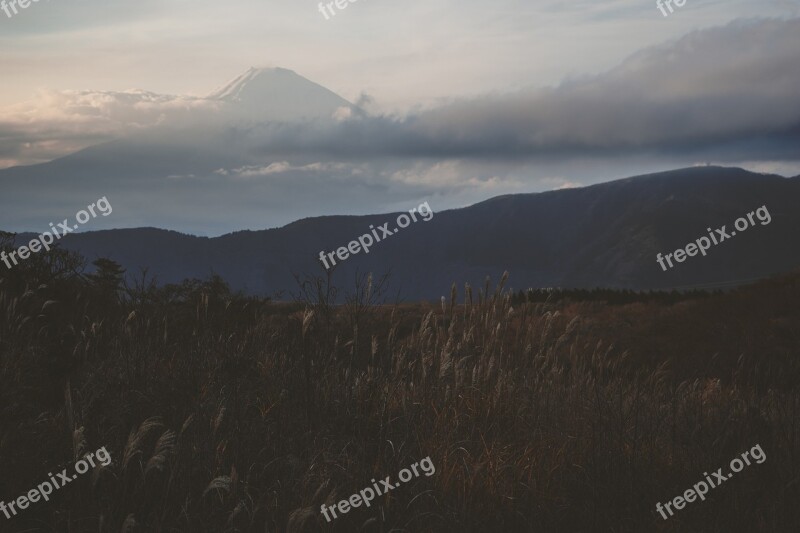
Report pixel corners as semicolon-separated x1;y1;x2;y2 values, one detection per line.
1;0;799;235
2;0;798;109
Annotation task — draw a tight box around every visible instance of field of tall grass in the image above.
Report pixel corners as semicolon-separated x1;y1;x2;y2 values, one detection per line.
1;242;798;532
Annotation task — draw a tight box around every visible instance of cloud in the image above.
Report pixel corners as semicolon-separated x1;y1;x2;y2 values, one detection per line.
220;161;362;179
400;18;800;159
386;160;526;195
217;18;800;164
1;18;798;171
0;89;222;165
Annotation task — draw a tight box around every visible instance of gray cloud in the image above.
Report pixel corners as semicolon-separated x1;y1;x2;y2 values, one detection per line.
3;18;798;167
239;18;800;162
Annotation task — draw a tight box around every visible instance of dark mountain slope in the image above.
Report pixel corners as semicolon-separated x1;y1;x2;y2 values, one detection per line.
9;166;800;299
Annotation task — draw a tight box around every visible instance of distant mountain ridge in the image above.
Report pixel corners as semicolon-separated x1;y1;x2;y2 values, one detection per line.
10;166;800;300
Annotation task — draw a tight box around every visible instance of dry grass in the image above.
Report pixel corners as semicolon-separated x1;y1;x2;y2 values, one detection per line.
0;268;799;532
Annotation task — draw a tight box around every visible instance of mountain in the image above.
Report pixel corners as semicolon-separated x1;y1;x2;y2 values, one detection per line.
11;166;800;300
208;67;356;121
0;67;362;235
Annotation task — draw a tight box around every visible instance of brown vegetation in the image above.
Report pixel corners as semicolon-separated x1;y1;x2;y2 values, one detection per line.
0;239;798;532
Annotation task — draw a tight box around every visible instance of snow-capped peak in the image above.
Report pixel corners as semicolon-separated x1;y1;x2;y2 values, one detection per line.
207;67;356;122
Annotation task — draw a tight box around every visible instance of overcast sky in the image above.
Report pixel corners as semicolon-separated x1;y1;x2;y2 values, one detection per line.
1;1;799;235
1;0;797;109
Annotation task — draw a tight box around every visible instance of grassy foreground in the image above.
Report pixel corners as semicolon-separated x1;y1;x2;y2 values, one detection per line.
1;245;798;532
